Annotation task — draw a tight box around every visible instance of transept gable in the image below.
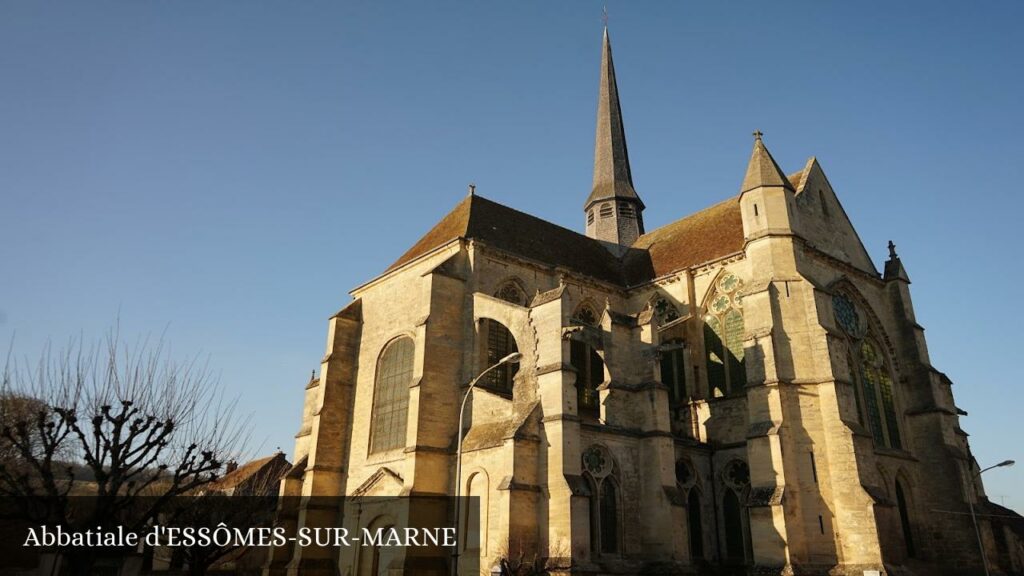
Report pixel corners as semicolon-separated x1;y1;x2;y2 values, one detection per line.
795;158;878;276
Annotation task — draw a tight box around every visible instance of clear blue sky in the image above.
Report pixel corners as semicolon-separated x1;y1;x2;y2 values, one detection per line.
2;2;1022;509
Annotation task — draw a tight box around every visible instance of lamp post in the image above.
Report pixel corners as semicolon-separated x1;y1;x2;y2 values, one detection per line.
969;459;1015;576
451;352;522;576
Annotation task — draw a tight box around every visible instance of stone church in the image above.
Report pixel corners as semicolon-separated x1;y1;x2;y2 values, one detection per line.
266;28;1024;576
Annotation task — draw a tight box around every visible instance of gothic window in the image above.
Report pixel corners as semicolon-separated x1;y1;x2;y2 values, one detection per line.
721;459;751;563
704;272;746;396
832;293;903;449
481;319;518;393
687;489;704;560
495;281;526;306
582;445;619;556
571;339;604;418
652;296;681;325
723;490;745;562
599;480;620;553
369;337;414;453
574;303;598;326
661;339;688;405
599;203;614;219
895;479;916;558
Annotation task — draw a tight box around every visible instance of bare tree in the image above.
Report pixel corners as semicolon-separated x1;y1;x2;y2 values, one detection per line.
495;537;572;576
160;454;288;576
0;330;250;575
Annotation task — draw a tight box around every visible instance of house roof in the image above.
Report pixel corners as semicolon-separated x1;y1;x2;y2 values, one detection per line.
382;193;746;288
211;453;288;492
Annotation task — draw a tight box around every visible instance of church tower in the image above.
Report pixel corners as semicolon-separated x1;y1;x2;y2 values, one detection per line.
584;27;645;249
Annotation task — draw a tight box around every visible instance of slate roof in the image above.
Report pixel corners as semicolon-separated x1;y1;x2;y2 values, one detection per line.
382;193;745;288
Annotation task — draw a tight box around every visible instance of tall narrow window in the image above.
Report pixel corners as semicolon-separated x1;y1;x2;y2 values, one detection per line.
571;340;603;418
687;489;704;559
895;480;915;558
723;490;745;562
832;293;903;449
660;340;688;405
482;319;518;393
704;272;746;395
369;337;414;453
599;480;619;553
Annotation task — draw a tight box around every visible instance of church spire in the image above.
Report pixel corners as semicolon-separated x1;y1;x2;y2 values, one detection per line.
585;27;645;249
740;131;794;194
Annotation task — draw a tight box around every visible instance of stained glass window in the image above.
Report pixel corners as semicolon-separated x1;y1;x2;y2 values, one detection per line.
653;296;680;325
832;294;861;336
369;337;414;453
832;294;903;450
704;273;746;395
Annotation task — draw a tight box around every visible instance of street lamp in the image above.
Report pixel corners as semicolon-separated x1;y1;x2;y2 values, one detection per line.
451;352;522;576
969;459;1015;576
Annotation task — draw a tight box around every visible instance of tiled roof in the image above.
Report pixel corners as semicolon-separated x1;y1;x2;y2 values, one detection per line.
211;453;288;491
625;196;745;281
384;195;625;283
383;194;745;287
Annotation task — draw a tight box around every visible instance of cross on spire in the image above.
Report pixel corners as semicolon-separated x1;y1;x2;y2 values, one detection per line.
753;130;764;141
602;4;608;27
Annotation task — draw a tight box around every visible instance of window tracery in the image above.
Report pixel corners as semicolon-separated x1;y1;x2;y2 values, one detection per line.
832;292;903;449
704;272;746;396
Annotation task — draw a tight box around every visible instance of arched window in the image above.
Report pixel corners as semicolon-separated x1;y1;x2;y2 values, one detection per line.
687;489;704;560
582;445;619;556
599;480;619;553
723;490;745;562
481;319;518;393
573;303;599;326
895;479;915;558
832;293;903;449
495;280;526;306
571;340;603;418
704;272;746;396
660;339;688;405
721;459;751;564
369;337;414;454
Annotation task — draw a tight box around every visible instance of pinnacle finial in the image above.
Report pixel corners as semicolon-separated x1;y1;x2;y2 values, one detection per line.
310;370;316;380
468;183;476;197
888;240;897;259
602;4;608;28
753;130;764;141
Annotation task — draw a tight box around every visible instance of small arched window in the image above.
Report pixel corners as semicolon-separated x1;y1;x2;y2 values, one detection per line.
687;489;704;560
895;479;916;558
660;339;688;406
495;281;526;306
704;272;746;396
481;319;518;393
573;303;598;326
599;480;619;553
369;337;414;454
599;203;614;219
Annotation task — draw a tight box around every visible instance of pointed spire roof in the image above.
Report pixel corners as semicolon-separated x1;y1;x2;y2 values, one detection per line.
586;27;643;210
740;131;794;194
